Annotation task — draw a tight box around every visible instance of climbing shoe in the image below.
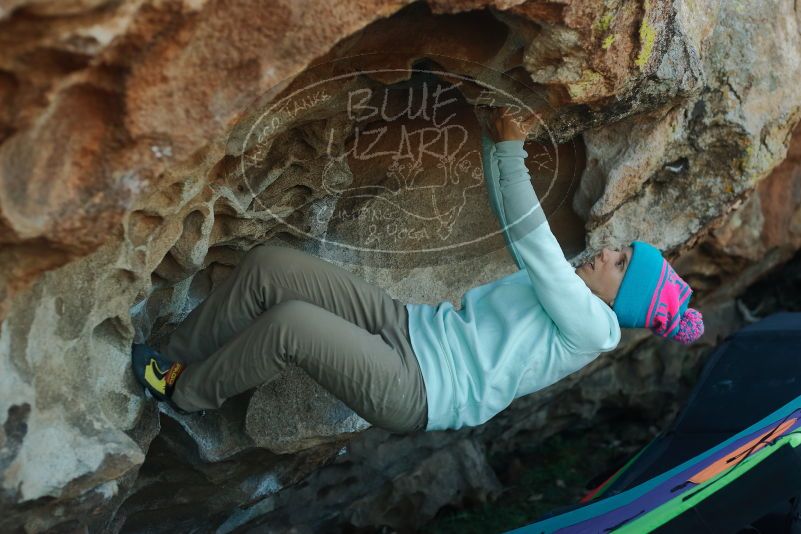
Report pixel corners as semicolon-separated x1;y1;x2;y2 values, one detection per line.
131;343;187;412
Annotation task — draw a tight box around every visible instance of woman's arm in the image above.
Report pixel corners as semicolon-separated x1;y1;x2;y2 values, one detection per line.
481;132;526;271
484;109;620;354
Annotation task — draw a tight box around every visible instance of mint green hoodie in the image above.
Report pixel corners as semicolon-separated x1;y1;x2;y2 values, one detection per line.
405;133;621;431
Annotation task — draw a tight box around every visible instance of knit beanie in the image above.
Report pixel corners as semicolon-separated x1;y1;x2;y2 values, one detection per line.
612;241;704;345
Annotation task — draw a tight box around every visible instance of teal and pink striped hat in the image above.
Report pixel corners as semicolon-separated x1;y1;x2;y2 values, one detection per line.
612;241;704;345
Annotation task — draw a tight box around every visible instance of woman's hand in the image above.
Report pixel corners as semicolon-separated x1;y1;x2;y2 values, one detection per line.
486;106;537;143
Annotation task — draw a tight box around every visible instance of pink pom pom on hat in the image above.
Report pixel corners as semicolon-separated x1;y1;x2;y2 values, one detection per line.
612;241;704;345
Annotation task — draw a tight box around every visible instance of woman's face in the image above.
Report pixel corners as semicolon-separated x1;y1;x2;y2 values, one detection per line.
574;245;633;307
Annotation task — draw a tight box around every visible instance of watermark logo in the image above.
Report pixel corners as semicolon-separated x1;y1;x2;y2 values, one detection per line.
225;55;570;267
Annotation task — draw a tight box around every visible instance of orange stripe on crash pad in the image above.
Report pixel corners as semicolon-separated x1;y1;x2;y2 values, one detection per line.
688;418;797;485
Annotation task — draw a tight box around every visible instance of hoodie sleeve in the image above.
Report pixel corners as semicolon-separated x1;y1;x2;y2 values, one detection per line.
483;134;621;354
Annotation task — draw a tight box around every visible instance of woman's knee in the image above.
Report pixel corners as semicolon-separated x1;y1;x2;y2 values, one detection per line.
262;298;313;323
240;243;294;272
253;299;315;366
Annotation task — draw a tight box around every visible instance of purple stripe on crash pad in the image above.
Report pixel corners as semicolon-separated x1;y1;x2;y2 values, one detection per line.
555;410;801;533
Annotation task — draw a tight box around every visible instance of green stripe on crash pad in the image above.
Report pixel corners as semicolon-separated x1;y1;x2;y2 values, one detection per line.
614;433;801;533
509;391;801;533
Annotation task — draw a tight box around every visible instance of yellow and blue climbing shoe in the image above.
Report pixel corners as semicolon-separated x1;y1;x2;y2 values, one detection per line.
131;343;187;411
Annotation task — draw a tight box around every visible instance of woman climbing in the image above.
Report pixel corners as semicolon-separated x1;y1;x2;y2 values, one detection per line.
131;106;704;434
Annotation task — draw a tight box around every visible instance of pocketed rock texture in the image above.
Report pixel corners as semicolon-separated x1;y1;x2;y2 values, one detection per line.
1;0;801;532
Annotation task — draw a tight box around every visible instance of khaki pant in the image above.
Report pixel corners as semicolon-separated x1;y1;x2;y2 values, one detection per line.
160;243;428;433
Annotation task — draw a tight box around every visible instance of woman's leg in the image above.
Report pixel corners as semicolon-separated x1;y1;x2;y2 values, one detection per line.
161;243;402;364
159;242;428;431
171;298;428;433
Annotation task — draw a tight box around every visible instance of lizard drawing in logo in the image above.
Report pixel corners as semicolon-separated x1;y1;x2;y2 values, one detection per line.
321;120;486;243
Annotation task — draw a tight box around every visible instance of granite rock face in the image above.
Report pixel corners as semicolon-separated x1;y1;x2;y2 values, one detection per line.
1;0;801;531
